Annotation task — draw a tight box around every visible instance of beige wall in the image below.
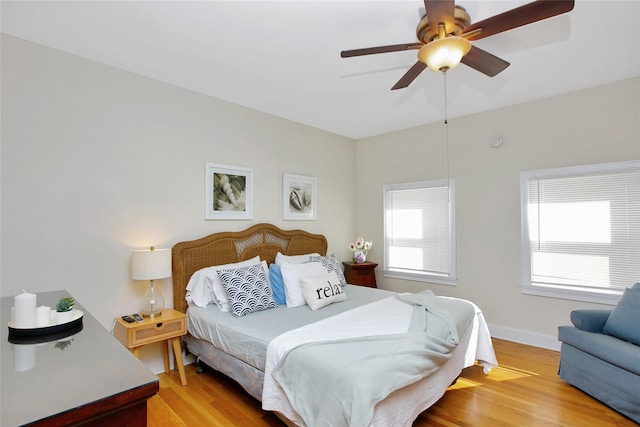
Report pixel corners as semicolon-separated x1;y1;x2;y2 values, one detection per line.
0;35;356;371
3;32;639;365
356;77;640;349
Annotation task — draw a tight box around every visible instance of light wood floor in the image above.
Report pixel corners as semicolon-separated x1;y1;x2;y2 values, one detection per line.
148;339;636;426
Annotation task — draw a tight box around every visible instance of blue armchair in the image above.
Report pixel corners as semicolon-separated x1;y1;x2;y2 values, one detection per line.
557;283;640;423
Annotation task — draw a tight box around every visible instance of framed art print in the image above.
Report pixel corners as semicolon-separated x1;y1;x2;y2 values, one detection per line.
283;173;317;220
205;163;253;220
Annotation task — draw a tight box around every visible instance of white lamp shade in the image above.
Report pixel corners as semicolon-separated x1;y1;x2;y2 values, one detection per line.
131;248;172;280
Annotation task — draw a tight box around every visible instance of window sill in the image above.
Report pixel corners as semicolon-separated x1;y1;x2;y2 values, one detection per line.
383;270;456;286
521;283;622;305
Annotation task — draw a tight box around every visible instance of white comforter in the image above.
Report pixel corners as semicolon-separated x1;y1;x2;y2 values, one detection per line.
262;294;497;426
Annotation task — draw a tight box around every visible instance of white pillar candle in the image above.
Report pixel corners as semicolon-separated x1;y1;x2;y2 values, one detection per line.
14;292;37;328
36;306;51;327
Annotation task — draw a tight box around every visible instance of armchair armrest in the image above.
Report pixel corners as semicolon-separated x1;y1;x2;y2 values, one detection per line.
570;309;612;332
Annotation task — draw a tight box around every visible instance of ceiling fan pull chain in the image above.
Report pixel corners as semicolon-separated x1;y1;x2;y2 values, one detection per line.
442;71;451;191
443;70;448;125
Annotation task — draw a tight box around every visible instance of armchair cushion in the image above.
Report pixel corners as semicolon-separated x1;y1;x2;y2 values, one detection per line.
558;326;640;376
570;309;612;333
602;283;640;345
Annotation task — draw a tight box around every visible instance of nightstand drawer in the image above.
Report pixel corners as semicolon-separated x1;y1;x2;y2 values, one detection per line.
131;319;185;346
114;309;187;349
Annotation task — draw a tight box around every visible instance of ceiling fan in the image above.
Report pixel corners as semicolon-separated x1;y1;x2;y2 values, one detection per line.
341;0;575;90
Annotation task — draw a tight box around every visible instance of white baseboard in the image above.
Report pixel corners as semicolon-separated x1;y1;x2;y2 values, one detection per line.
488;323;561;352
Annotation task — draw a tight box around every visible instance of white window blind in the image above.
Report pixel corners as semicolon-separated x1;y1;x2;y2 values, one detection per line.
383;180;456;284
521;161;640;303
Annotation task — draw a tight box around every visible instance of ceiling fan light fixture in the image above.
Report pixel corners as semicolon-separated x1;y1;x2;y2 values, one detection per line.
418;36;471;73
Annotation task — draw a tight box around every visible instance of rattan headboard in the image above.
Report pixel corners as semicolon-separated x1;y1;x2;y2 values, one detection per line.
172;223;328;313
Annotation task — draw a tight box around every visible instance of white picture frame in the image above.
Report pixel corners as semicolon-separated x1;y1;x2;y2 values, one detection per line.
205;163;253;220
283;173;317;220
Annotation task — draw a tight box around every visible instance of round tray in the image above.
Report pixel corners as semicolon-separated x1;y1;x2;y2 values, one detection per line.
8;310;83;339
8;322;83;345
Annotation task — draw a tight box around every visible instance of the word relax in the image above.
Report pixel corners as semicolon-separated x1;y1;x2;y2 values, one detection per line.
315;282;343;300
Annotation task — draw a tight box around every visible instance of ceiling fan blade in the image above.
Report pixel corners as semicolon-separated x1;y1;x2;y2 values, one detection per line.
461;46;510;77
462;0;575;41
341;43;423;58
424;0;455;37
391;61;428;90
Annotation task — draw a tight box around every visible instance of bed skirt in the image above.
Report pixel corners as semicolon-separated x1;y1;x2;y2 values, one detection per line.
184;334;264;401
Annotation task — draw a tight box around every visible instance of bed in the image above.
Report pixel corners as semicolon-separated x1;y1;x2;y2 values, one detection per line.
172;223;497;426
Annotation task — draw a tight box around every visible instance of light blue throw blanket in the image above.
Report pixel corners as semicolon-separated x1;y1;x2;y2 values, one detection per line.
398;291;460;345
271;290;464;427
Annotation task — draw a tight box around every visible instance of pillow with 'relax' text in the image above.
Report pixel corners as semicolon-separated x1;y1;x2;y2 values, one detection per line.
299;271;347;310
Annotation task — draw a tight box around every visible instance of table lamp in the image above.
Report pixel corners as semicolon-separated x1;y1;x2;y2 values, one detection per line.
131;246;171;318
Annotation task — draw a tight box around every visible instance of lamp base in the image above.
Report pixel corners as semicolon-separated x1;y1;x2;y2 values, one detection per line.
141;309;162;319
141;280;165;319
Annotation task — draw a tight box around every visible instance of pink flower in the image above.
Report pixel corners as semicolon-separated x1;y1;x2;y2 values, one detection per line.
349;238;372;252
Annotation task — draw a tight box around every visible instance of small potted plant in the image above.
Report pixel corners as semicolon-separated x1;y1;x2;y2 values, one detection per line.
55;296;75;324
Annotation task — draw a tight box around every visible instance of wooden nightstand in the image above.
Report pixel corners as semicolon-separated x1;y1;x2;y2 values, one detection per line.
342;261;378;288
114;308;187;386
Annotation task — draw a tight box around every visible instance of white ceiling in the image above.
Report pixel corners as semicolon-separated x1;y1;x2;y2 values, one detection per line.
2;1;639;139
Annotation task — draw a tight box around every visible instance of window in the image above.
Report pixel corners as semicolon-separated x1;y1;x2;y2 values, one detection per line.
520;161;640;304
383;180;456;285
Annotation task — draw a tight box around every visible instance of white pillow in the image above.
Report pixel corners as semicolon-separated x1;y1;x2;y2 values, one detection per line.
280;261;328;307
185;268;215;308
275;252;321;266
185;256;261;310
300;271;347;310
